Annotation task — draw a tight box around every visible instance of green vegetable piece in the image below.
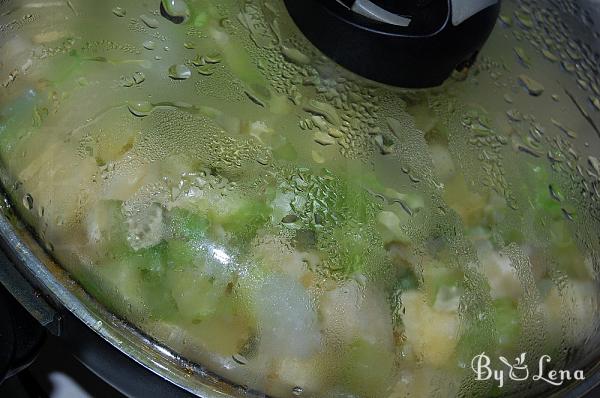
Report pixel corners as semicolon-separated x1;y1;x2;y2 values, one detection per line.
330;225;371;277
0;94;39;157
130;241;168;272
169;207;210;241
396;267;419;291
167;267;225;322
492;298;521;349
164;239;198;269
91;200;132;259
132;243;179;319
272;140;298;161
218;199;271;243
423;266;463;305
339;339;394;398
75;260;144;319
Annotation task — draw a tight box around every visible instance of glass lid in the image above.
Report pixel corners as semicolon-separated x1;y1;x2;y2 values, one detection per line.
1;0;600;397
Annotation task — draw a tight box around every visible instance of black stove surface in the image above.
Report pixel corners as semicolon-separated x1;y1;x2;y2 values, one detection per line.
0;334;123;398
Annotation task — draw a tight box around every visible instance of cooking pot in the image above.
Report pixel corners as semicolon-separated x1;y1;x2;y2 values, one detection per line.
1;0;600;397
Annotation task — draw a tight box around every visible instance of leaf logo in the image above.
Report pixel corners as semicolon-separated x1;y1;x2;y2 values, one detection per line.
499;353;529;381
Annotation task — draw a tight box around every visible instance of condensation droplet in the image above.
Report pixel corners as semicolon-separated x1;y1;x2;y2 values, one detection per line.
160;0;190;24
518;74;545;96
133;71;146;84
140;14;159;28
112;6;126;17
128;101;154;117
232;354;247;365
143;40;156;50
22;194;33;210
168;64;192;80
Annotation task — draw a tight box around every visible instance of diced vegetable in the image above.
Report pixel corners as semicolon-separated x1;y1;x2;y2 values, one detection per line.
251;236;317;284
377;211;411;244
275;356;324;395
86;199;131;258
328;225;373;277
168;207;210;242
491;298;521;349
339;338;395;398
250;275;321;359
216;198;272;243
422;263;463;308
167;265;228;322
443;173;489;228
320;281;394;348
401;291;460;366
477;242;522;300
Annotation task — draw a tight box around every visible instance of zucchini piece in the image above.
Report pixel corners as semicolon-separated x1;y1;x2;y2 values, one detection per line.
401;291;460;366
168;207;210;242
423;265;463;307
329;225;372;277
491;298;521;349
164;239;198;268
217;199;272;243
167;266;226;323
131;243;179;320
87;200;132;260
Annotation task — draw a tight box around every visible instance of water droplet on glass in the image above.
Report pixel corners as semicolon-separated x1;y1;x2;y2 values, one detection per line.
506;109;523;121
112;6;126;17
562;207;575;221
514;47;531;67
518;74;545;96
542;49;559;62
281;46;311;65
168;64;192;80
499;14;512;26
549;184;564;202
232;354;247;365
160;0;190;24
128;101;153;117
140;14;160;28
133;71;146;84
143;40;156;50
588;156;600;175
282;214;299;224
119;76;135;87
313;131;335;146
22;194;33;210
591;96;600;111
45;241;54;252
515;9;534;29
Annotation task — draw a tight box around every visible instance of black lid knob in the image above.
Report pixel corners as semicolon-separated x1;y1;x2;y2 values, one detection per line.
284;0;501;88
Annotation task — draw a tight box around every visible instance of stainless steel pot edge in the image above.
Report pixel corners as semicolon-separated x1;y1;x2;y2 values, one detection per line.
0;210;256;398
553;361;600;398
